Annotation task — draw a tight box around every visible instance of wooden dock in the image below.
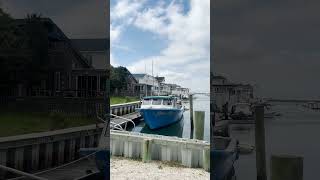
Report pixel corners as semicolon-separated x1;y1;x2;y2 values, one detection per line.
110;112;142;130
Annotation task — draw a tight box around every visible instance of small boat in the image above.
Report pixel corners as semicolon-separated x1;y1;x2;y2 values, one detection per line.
137;96;184;129
230;103;253;120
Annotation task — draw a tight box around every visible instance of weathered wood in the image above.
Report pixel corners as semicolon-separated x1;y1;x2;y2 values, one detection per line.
203;147;210;171
194;111;205;140
44;143;53;168
15;147;24;170
58;141;65;165
189;94;194;138
0;150;7;178
254;105;267;180
31;144;40;171
271;155;303;180
142;139;152;163
69;139;76;161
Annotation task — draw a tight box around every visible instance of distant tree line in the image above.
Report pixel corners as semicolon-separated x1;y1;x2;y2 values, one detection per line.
110;66;133;95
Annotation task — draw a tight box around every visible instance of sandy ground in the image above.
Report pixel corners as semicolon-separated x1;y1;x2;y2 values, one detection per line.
111;157;210;180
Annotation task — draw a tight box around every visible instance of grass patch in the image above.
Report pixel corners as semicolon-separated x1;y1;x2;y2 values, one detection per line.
111;96;139;105
0;112;96;137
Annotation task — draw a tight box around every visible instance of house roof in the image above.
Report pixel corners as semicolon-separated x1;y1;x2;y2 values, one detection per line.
155;76;165;82
13;18;92;68
133;74;147;79
71;39;109;52
212;75;227;80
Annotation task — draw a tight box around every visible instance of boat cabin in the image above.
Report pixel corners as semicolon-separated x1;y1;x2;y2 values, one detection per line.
141;96;181;109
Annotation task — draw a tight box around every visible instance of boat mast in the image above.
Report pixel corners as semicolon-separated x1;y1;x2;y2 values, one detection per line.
152;60;154;96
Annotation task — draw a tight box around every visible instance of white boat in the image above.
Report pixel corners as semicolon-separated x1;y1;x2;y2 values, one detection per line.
230;103;253;120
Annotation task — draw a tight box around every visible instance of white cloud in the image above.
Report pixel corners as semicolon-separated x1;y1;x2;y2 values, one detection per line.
111;0;146;20
111;0;210;92
110;53;119;67
110;24;121;43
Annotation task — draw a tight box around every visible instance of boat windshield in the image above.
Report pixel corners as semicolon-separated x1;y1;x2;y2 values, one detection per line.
163;99;173;106
143;99;152;105
152;99;162;105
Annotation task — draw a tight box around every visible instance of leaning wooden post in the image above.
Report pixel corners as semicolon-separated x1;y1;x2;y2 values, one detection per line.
189;94;194;139
271;155;303;180
194;111;205;140
142;139;152;163
254;105;267;180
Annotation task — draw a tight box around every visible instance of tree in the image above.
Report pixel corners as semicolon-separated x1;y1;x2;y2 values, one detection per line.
24;13;49;90
110;66;131;94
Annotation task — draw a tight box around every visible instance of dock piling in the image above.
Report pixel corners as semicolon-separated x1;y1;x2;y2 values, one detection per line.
271;155;303;180
142;139;152;163
189;94;194;139
203;147;210;171
194;111;205;140
254;105;267;180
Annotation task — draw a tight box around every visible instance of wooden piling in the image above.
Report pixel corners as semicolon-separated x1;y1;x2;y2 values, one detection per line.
254;105;267;180
271;155;303;180
203;147;210;172
194;111;205;140
142;139;152;163
189;94;194;138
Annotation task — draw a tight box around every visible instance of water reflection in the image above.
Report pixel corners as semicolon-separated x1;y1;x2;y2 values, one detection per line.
140;117;184;138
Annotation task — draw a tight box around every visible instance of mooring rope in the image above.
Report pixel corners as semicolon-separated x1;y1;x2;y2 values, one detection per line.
8;150;102;180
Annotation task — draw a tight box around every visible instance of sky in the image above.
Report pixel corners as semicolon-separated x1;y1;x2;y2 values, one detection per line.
110;0;210;93
214;0;320;99
0;0;108;39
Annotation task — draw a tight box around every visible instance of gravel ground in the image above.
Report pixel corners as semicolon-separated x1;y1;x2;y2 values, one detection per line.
111;157;210;180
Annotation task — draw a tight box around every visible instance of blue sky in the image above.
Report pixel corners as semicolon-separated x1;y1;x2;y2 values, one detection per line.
111;0;210;92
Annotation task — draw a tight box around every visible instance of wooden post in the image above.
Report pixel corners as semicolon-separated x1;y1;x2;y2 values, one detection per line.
194;111;205;140
189;94;194;139
44;143;53;168
254;105;267;180
142;139;152;163
203;147;210;172
31;144;40;171
271;155;303;180
58;141;65;165
15;147;24;170
0;150;7;179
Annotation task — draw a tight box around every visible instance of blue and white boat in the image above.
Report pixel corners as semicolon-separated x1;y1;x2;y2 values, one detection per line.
137;96;184;129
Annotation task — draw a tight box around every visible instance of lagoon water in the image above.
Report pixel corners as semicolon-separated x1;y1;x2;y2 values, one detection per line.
232;102;320;180
130;95;210;142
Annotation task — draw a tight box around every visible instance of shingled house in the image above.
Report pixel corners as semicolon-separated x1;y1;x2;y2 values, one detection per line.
0;17;107;98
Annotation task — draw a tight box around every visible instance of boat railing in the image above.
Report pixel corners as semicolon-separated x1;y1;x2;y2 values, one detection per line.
110;113;136;130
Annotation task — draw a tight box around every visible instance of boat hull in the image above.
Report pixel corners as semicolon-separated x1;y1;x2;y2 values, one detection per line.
139;108;183;129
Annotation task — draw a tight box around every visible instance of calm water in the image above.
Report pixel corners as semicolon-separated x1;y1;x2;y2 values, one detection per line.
130;95;210;142
232;102;320;180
